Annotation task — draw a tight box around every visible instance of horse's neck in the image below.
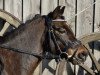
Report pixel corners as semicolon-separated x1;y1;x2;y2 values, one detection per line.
21;17;45;75
3;17;45;54
2;17;45;75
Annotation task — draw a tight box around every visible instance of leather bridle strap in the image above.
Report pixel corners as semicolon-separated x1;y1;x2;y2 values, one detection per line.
44;16;62;54
0;44;59;59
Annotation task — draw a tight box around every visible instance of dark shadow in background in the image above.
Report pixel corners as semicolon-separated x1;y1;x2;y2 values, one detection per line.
42;59;74;75
66;62;74;75
77;66;84;75
0;18;14;36
42;59;55;74
89;41;100;51
0;18;5;31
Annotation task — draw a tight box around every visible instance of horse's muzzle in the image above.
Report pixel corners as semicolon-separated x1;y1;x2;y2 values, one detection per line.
77;52;88;62
68;51;88;65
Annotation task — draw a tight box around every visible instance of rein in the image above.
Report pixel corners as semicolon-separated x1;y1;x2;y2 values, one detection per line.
0;44;59;59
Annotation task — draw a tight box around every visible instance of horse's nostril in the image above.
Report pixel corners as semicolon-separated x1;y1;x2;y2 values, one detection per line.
78;53;84;59
82;51;88;56
78;53;87;62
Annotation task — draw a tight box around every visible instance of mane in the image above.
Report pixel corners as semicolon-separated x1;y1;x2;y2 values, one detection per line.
3;14;42;42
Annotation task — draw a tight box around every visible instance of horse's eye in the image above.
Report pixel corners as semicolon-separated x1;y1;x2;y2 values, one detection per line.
53;26;60;30
53;26;66;33
59;28;66;33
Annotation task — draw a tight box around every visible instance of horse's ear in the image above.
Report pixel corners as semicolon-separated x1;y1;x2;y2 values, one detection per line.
50;6;61;19
60;6;65;15
48;6;65;19
52;6;65;19
53;6;61;14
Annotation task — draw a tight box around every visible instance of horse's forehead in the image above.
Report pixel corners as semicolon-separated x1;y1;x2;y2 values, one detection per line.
53;22;72;33
53;21;66;27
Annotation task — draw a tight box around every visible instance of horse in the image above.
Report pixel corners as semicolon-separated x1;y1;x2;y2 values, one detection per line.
0;6;88;75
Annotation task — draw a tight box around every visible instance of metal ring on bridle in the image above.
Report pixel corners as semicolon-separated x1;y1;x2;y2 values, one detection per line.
59;52;68;60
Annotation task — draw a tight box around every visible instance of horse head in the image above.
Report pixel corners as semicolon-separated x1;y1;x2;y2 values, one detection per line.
45;6;88;64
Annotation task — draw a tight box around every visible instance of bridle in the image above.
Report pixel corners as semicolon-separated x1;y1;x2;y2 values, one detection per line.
43;16;82;61
43;16;69;60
